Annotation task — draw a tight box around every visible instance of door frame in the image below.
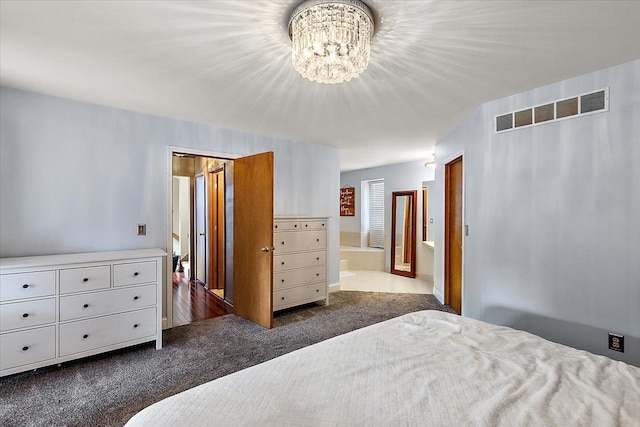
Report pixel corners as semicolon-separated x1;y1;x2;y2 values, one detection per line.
208;164;226;292
443;150;465;315
165;146;239;329
194;172;206;284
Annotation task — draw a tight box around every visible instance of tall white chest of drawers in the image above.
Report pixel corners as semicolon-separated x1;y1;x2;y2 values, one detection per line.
273;217;329;311
0;248;165;377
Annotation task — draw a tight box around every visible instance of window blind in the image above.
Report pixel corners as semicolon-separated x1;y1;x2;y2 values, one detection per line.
369;180;384;248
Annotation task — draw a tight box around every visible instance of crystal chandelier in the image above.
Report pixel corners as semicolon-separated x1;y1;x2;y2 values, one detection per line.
288;0;374;84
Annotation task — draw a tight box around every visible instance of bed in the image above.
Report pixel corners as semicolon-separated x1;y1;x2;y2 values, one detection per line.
125;310;640;426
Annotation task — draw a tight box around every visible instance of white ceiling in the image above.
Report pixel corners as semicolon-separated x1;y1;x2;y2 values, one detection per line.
1;1;639;171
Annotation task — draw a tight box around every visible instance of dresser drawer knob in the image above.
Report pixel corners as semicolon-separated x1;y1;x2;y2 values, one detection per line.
133;324;139;328
281;241;285;245
281;279;285;283
22;313;29;318
274;224;278;229
281;297;285;300
294;224;297;228
83;334;89;339
316;273;320;276
316;239;320;242
305;224;308;227
83;278;89;282
133;296;139;300
316;257;320;261
281;261;285;265
22;284;29;289
134;272;139;276
22;346;29;351
83;304;89;308
316;289;320;292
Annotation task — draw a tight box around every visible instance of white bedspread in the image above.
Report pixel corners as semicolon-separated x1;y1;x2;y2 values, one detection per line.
126;310;640;426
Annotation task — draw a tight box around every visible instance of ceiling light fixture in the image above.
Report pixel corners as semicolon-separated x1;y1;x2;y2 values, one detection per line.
288;0;374;84
425;153;436;169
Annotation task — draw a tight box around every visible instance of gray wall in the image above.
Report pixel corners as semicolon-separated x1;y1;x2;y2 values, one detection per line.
0;87;340;320
340;160;435;278
434;59;639;365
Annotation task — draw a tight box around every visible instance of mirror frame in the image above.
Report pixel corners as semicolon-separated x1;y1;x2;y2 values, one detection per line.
390;190;417;278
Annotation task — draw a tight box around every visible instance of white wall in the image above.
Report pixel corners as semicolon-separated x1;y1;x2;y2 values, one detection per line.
0;87;341;320
340;160;435;278
434;59;640;365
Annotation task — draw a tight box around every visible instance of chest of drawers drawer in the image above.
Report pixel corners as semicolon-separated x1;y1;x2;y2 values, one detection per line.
0;271;56;302
274;251;326;272
113;261;156;286
59;284;156;321
60;265;111;294
273;221;300;231
0;326;56;371
299;220;326;230
0;298;56;332
274;266;326;290
274;231;326;254
274;284;327;310
59;307;156;357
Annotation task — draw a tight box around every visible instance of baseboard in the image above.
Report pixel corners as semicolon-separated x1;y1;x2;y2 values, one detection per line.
329;282;341;293
433;286;444;304
416;273;434;282
162;317;169;330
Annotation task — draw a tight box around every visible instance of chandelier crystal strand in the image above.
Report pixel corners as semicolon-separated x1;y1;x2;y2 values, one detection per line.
289;0;374;84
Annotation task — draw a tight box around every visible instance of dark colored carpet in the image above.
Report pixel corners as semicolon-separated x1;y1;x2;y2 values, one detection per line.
0;291;454;427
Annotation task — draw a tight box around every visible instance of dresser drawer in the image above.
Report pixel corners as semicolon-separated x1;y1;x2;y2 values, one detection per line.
300;220;327;230
0;271;56;302
0;298;56;332
0;326;56;371
274;251;326;272
59;307;156;357
60;284;156;321
274;266;326;290
273;221;300;231
113;261;156;286
274;284;326;310
60;266;111;294
274;231;326;254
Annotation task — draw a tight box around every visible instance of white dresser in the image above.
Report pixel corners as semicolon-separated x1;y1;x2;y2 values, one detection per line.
0;248;165;377
273;217;328;311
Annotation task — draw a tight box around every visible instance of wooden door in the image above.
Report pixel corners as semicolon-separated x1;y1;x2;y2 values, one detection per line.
195;174;206;283
208;167;225;291
233;152;274;328
445;156;463;314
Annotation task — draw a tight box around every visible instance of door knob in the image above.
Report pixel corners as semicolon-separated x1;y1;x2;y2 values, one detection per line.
199;233;205;236
261;247;270;252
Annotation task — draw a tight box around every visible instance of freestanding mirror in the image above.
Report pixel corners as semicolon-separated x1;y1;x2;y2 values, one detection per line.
391;190;417;278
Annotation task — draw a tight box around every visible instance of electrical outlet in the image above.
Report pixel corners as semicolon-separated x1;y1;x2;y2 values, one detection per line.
608;333;624;353
137;224;146;236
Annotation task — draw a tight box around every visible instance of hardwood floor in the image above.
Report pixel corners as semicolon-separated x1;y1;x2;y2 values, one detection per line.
172;273;231;327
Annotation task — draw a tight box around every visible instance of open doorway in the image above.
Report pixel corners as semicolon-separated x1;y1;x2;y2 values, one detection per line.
171;152;232;326
167;148;275;330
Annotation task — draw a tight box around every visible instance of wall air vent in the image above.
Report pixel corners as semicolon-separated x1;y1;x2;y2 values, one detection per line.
496;113;513;132
495;87;609;133
581;90;606;113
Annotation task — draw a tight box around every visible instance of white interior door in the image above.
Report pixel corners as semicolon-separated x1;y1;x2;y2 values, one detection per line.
195;174;206;283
